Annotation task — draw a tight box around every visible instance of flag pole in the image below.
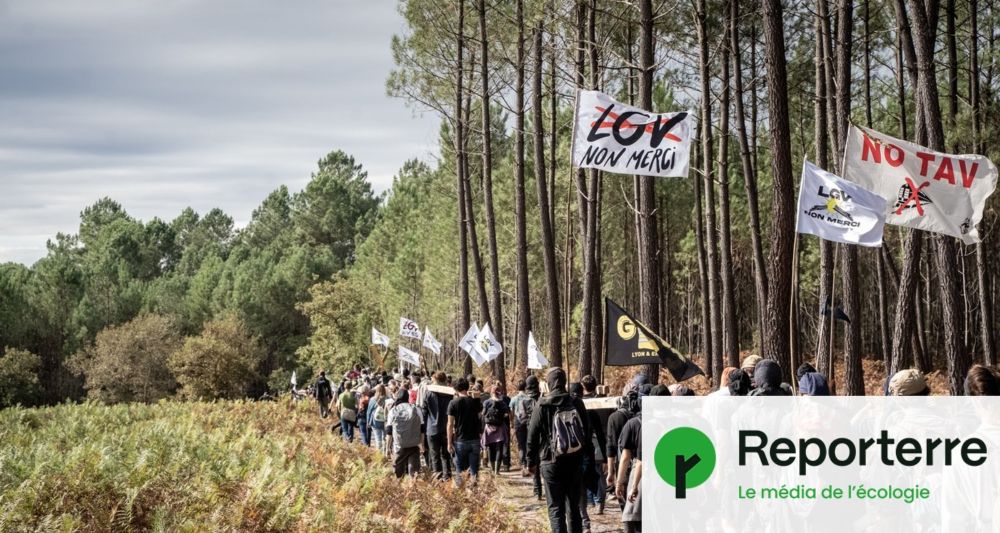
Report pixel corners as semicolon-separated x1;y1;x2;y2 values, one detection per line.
789;233;800;391
827;244;839;395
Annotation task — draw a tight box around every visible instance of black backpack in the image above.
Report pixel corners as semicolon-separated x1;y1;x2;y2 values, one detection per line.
485;401;506;427
550;401;586;458
515;395;536;425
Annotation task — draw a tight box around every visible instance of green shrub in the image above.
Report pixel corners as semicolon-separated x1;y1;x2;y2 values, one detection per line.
169;315;266;400
0;347;41;408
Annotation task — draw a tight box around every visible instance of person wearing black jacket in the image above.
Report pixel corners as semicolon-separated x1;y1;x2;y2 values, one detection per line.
423;371;453;480
580;377;608;516
516;376;543;498
314;371;333;418
527;368;593;533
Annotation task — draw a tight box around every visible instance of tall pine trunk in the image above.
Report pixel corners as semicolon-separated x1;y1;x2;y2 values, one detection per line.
477;0;505;383
761;0;795;380
971;0;996;366
731;0;768;347
463;51;492;349
637;0;660;382
454;0;472;375
813;5;834;377
903;0;969;395
833;0;863;395
579;0;601;380
696;0;722;383
718;0;739;367
533;13;562;368
513;0;532;368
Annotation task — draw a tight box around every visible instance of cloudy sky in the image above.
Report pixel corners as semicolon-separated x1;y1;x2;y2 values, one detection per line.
0;0;440;265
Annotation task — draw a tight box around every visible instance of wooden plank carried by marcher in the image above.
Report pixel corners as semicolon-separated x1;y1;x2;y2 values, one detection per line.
426;383;618;410
581;396;619;410
427;384;455;396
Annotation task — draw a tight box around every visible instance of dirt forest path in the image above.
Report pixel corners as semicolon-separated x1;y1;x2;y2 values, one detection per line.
493;469;624;533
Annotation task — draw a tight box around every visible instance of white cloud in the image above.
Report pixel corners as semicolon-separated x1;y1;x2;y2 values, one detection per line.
0;0;439;265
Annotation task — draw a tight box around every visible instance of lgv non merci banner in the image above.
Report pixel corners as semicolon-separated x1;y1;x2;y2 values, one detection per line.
643;397;1000;532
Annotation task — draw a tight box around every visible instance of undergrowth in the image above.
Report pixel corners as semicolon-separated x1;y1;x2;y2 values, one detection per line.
0;400;531;532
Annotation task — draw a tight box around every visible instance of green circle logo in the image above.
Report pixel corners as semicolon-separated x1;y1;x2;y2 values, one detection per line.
654;426;716;498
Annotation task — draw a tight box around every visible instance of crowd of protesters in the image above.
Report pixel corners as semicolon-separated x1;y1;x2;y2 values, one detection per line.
300;358;1000;533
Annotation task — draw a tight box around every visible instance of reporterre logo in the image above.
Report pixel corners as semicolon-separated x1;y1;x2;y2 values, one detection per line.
654;427;716;498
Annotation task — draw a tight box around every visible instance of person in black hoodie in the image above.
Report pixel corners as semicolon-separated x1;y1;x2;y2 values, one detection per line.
527;368;593;533
515;376;543;498
314;371;333;418
748;360;791;396
423;371;453;480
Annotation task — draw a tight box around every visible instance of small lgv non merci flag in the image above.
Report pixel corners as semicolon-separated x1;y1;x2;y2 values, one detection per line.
571;90;696;178
796;160;887;247
399;317;421;339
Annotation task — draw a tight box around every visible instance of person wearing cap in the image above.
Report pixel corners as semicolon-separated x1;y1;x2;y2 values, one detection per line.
887;369;930;396
741;355;762;372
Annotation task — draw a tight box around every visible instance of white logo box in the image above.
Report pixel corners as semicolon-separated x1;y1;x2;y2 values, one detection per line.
642;396;1000;532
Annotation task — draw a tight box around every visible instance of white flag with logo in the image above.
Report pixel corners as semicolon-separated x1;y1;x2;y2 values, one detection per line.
527;331;549;370
459;323;479;354
398;346;420;366
841;124;997;244
796;160;887;247
474;323;503;362
571;89;696;178
459;323;486;366
371;327;390;347
399;317;421;339
422;327;442;355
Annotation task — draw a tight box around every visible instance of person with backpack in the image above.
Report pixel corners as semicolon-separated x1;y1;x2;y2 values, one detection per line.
336;383;359;442
369;384;388;453
423;371;453;480
481;381;511;475
510;380;528;468
314;371;334;418
447;377;483;488
514;376;543;498
386;388;426;478
527;367;592;533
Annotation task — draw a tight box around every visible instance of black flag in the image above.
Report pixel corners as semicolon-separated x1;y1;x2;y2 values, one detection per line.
604;298;704;382
819;296;851;323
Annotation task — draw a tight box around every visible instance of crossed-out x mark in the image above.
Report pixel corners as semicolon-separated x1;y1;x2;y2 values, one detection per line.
896;177;930;216
591;106;683;142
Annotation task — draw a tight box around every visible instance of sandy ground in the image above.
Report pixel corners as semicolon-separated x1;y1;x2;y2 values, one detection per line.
493;467;625;533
